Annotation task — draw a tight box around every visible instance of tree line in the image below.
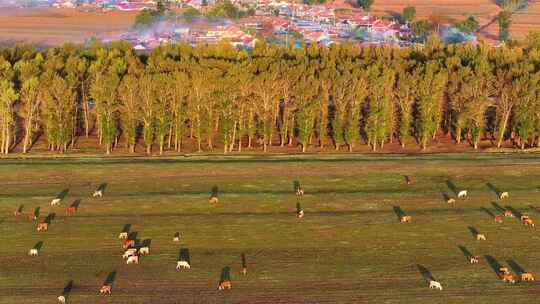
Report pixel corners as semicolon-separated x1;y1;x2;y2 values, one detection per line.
1;37;540;155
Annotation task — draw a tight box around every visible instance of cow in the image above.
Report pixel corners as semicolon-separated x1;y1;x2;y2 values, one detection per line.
502;274;516;284
176;260;191;270
65;207;76;216
123;239;135;249
139;246;149;255
118;232;128;239
209;197;219;204
218;280;232;290
173;234;181;242
504;210;514;217
457;190;468;198
521;272;535;281
296;187;304;197
14;210;22;217
494;215;503;223
469;256;479;264
99;285;111;295
447;198;456;205
57;295;66;304
28;248;38;256
499;266;510;275
122;248;137;259
499;192;509;200
297;209;304;218
476;234;486;241
37;222;48;232
523;218;535;227
400;215;412;223
51;198;61;206
429;280;443;290
93;190;103;198
521;214;530;221
126;255;139;264
241;267;247;276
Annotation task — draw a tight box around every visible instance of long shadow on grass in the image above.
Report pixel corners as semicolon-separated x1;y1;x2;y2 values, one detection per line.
458;245;472;261
104;271;117;285
33;207;40;218
179;248;190;264
480;207;495;218
142;239;152;247
220;266;231;283
507;259;526;275
529;205;540;214
121;224;131;233
33;241;43;251
44;213;56;224
128;232;138;241
446;180;458;196
417;264;435;282
71;199;81;208
486;183;501;197
392;206;405;221
62;280;74;296
467;226;480;239
293;180;300;192
56;189;69;200
241;253;247;268
441;192;452;203
485;255;503;277
491;202;506;213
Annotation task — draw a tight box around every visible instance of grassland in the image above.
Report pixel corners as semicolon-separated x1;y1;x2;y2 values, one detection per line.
1;154;540;303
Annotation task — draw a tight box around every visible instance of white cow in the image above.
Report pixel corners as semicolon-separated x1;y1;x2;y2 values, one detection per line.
499;192;509;200
297;210;304;218
51;198;61;206
57;295;66;304
457;190;468;198
139;246;150;255
176;260;191;270
118;232;128;239
122;248;137;259
173;235;181;242
126;255;139;264
28;248;38;256
93;190;103;198
477;234;486;241
429;280;443;290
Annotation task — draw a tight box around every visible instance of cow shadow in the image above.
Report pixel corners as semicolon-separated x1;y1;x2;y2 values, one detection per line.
128;231;138;241
104;271;117;285
56;189;69;200
417;264;435;283
467;226;479;238
458;245;472;261
62;280;74;296
480;207;495;218
179;248;191;264
293;180;300;191
211;186;219;198
97;183;108;193
446;180;458;195
33;207;40;218
33;241;44;250
44;213;56;224
529;205;540;214
393;206;405;221
220;266;231;282
491;202;506;213
486;182;501;197
296;202;302;213
507;259;526;275
505;206;522;218
71;199;81;209
485;255;502;277
441;192;451;202
241;253;247;269
121;224;131;233
141;239;152;247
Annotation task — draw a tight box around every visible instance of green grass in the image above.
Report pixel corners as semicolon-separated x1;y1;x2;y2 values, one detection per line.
1;155;540;303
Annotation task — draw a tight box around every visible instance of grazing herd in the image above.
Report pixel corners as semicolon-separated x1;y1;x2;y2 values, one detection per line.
12;177;538;302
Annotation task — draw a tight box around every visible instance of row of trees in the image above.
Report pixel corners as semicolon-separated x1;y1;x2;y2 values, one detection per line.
1;36;540;155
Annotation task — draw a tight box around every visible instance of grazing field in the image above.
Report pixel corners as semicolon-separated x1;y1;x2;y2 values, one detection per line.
1;155;540;303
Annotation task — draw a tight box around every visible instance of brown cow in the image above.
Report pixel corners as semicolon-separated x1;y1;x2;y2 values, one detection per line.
502;274;516;284
521;272;535;281
494;215;503;223
400;215;412;223
499;266;510;275
240;267;247;276
218;280;232;290
504;210;514;217
37;222;48;232
447;198;456;205
99;285;111;295
13;210;22;217
123;239;135;249
65;207;76;216
296;187;304;196
523;218;535;227
209;197;219;204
